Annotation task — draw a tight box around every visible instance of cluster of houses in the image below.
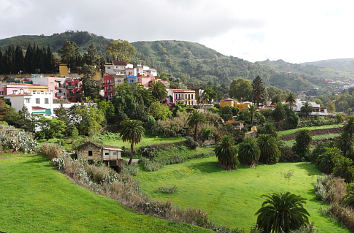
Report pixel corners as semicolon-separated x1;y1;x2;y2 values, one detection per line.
0;61;201;117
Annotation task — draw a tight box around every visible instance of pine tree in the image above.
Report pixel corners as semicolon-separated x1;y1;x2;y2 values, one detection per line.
252;76;267;106
14;46;24;74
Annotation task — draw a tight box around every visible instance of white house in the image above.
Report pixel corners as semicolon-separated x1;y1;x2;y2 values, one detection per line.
292;99;328;116
104;60;127;75
6;92;54;116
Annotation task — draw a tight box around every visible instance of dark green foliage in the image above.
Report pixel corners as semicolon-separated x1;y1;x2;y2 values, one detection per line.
316;148;341;174
215;136;239;170
255;192;310;233
150;81;167;102
201;128;214;142
257;134;280;164
343;183;354;208
332;155;353;183
0;44;55;74
238;137;260;166
258;122;277;138
219;106;234;121
279;146;300;162
229;78;252;101
138;146;158;160
293;130;312;160
272;103;286;122
310;143;328;163
185;136;198;150
252;76;267;106
339;116;354;159
201;87;216;104
300;102;313;118
283;108;299;129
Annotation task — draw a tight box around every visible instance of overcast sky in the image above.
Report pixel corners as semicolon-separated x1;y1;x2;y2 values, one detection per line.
1;0;354;63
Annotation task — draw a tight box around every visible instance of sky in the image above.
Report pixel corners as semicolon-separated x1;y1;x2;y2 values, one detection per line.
1;0;354;63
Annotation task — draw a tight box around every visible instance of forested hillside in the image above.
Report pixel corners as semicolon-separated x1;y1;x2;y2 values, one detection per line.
303;58;354;72
2;31;353;94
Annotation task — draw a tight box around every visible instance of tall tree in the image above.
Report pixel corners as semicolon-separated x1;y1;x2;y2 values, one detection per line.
59;41;81;72
252;76;267;106
256;192;310;233
106;40;136;63
150;81;167;102
249;104;256;125
215;136;239;170
83;44;100;67
293;130;312;160
201;87;216;104
339;116;354;159
286;92;296;110
229;78;252;101
119;120;144;164
257;134;280;164
187;110;206;140
238;137;260;166
300;102;313;118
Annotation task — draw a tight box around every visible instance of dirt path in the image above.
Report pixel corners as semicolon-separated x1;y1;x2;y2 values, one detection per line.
280;127;342;141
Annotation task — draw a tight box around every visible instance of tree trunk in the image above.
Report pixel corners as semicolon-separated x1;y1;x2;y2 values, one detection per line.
129;143;134;165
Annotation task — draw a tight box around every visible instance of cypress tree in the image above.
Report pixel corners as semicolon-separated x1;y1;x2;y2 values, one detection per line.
14;46;24;73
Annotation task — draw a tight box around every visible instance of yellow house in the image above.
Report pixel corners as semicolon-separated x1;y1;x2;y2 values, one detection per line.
59;64;69;76
28;84;48;94
92;71;102;81
220;99;252;112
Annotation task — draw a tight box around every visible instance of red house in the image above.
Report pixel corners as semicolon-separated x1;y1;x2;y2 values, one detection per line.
65;78;82;102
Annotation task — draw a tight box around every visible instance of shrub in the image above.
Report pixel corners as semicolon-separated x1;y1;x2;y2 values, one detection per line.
140;158;163;171
343;183;354;208
215;136;239;170
0;124;37;153
155;185;177;194
40;143;63;160
310;143;328;163
238;137;260;166
152;112;188;137
258;122;277;138
185;136;198;150
257;134;280;164
201;128;214;142
332;155;353;183
314;176;330;202
279;146;300;162
138;146;158;160
122;164;139;176
316;148;341;174
293;130;312;160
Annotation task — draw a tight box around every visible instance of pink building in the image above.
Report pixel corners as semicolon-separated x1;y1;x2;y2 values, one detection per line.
29;76;66;99
5;84;30;95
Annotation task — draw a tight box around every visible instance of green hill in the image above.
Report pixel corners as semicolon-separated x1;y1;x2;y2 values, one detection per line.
2;31;353;94
303;58;354;72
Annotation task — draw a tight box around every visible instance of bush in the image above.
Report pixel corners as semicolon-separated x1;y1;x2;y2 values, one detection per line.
122;164;139;176
316;148;341;174
155;185;177;194
138;146;158;160
0;124;37;153
185;136;198;150
279;146;300;162
238;137;260;166
332;155;353;183
343;183;354;208
140;158;163;171
293;130;312;160
310;143;328;163
258;122;277;138
40;143;63;160
257;134;280;164
152;112;188;137
215;136;239;170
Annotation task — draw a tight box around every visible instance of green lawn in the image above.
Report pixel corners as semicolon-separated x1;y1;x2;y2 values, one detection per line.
0;154;208;233
137;157;349;232
155;146;214;159
277;124;342;137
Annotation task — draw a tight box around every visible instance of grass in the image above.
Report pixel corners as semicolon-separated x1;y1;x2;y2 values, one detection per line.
277;124;343;137
137;157;350;232
155;146;214;159
101;135;185;149
281;133;341;147
0;154;209;233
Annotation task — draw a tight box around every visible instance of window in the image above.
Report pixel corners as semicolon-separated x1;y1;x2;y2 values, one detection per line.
45;98;49;104
0;91;3;95
25;98;30;103
13;90;17;94
36;98;40;104
88;151;93;156
50;82;54;86
105;152;109;155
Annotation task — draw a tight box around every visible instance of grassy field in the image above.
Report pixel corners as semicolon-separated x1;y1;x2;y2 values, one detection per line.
281;133;341;147
277;124;343;137
0;154;208;233
155;146;214;159
137;157;349;232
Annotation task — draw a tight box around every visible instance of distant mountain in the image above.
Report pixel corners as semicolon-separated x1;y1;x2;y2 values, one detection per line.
302;58;354;72
1;31;352;94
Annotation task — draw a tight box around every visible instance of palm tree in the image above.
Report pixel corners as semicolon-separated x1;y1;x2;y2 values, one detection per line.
238;137;260;166
215;136;238;170
150;81;167;102
187;110;206;140
256;192;310;233
249;104;256;125
300;102;313;118
119;120;144;164
286;92;296;110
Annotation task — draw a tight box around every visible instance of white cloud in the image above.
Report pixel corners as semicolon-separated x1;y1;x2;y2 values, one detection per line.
1;0;354;62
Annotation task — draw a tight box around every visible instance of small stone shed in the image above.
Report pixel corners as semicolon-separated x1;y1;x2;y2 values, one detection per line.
76;142;123;167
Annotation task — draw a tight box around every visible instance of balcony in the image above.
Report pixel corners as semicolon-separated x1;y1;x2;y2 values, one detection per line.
67;85;74;89
56;92;65;96
55;86;64;90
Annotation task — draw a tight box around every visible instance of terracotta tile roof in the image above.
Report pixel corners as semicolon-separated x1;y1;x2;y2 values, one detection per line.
112;60;127;66
32;106;46;110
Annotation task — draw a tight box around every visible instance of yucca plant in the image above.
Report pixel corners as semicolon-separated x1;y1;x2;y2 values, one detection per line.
255;192;310;233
